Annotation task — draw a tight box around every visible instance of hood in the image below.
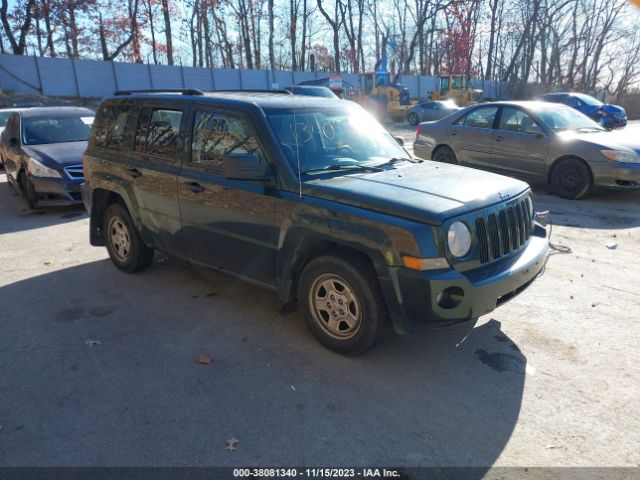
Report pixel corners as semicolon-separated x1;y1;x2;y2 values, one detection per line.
303;162;529;225
559;129;640;155
600;103;626;116
22;141;88;167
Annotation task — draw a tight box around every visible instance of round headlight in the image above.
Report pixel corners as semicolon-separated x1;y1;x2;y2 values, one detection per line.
448;221;472;258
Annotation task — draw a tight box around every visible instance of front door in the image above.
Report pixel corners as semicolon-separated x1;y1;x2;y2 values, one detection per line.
491;106;549;179
178;107;278;285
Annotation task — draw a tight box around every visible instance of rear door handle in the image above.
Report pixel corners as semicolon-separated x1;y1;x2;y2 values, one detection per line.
184;181;205;193
127;167;142;178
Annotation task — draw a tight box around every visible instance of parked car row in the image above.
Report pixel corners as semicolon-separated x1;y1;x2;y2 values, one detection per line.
413;101;640;199
0;90;550;355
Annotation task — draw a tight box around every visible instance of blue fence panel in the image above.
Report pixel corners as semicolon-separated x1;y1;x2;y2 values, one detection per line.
183;66;214;91
38;57;76;96
0;54;41;94
213;69;240;89
241;69;268;89
292;71;317;84
75;59;117;97
274;70;293;88
113;62;152;91
150;64;183;89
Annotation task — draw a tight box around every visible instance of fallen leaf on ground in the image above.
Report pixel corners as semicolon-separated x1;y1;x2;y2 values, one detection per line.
85;340;101;346
195;354;214;365
225;437;239;452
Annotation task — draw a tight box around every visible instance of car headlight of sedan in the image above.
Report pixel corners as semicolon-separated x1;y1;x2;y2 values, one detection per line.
28;158;61;178
447;221;472;258
601;150;640;164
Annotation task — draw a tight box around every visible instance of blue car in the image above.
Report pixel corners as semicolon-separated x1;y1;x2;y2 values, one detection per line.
537;92;627;130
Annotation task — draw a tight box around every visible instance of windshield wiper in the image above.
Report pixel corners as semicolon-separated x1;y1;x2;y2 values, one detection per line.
301;163;384;175
379;156;423;166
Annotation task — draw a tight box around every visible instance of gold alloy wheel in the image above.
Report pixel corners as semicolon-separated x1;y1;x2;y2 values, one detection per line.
108;216;131;263
308;273;362;340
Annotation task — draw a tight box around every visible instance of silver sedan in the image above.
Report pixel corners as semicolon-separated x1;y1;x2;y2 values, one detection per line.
407;100;460;126
413;101;640;199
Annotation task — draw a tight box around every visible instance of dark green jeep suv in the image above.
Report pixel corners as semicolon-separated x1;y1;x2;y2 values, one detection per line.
82;89;549;355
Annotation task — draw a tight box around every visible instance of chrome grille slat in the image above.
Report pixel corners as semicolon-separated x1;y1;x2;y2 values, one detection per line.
64;164;84;179
473;194;534;264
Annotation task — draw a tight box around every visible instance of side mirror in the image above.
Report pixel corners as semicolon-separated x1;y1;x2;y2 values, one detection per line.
523;125;544;137
394;136;405;146
224;153;272;182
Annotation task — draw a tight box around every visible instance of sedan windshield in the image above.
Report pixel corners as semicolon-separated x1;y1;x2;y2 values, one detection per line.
268;106;407;174
575;94;603;107
22;115;94;145
531;104;604;132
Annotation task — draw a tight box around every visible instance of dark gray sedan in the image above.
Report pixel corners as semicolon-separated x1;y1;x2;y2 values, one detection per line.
407;100;459;126
1;107;94;208
414;101;640;199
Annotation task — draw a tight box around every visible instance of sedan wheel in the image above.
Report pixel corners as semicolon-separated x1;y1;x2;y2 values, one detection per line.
407;112;419;126
551;158;592;200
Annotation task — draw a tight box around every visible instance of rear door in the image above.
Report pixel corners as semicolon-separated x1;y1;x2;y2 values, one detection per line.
491;106;550;179
448;105;498;167
178;106;278;285
124;103;185;254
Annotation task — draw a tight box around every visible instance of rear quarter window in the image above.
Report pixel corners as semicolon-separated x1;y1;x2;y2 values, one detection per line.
93;104;134;150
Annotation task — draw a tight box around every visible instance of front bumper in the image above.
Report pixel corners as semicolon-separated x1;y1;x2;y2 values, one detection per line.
592;161;640;189
31;175;84;206
382;223;549;331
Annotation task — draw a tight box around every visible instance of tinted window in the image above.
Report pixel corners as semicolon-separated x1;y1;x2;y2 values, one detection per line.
498;107;540;133
191;111;263;174
134;108;183;157
22;115;94;145
463;106;498;128
94;105;133;149
564;96;582;107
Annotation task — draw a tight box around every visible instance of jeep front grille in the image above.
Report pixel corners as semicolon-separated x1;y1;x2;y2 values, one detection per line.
64;164;84;179
475;195;533;263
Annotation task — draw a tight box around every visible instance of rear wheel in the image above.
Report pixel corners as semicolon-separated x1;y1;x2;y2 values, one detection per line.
103;203;154;273
550;158;592;200
407;112;419;126
298;254;388;355
433;146;458;165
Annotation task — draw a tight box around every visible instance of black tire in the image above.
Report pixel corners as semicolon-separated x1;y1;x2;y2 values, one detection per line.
550;158;592;200
297;253;388;355
19;171;38;209
433;145;458;165
103;203;154;273
407;112;419;126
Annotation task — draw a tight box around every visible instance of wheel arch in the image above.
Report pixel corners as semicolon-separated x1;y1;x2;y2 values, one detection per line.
89;189;131;246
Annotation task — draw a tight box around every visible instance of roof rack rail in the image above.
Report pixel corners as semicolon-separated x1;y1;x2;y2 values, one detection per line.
114;89;205;96
210;89;293;95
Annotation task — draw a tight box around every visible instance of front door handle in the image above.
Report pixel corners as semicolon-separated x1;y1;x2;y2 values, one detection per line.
127;167;142;178
450;130;457;136
184;181;205;193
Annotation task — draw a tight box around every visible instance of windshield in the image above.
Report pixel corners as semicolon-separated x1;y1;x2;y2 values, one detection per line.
22;115;94;145
294;87;337;99
531;104;604;132
576;94;603;107
0;111;12;127
267;105;407;174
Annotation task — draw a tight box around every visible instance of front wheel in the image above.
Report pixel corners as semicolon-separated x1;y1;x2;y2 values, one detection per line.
103;203;154;272
19;172;38;209
298;254;388;355
550;158;592;200
407;112;419;126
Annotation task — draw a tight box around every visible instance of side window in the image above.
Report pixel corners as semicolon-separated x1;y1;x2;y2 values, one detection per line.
134;108;183;157
190;110;263;175
498;107;540;133
565;97;581;107
453;113;467;126
93;104;134;150
463;106;498;129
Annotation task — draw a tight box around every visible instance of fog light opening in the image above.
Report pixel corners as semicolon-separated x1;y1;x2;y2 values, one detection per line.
615;180;639;187
437;286;465;310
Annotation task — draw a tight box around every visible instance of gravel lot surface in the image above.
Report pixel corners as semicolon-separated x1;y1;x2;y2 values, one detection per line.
1;123;639;469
